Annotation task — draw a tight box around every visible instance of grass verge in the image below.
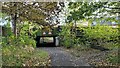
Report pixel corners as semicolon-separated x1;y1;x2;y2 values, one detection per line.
66;45;119;67
2;45;51;66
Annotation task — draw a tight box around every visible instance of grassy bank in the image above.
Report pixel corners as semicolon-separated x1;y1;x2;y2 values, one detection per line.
2;45;51;66
66;45;119;67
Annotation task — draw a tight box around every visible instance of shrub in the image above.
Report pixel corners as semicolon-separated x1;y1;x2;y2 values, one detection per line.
2;34;36;48
83;25;119;46
59;23;79;48
2;21;36;48
17;35;36;48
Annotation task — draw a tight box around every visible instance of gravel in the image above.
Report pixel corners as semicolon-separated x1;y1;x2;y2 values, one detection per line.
40;47;90;66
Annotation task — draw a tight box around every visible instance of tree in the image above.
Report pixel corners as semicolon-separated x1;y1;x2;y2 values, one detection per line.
67;2;120;32
67;2;107;34
103;2;120;22
2;2;64;36
67;2;108;22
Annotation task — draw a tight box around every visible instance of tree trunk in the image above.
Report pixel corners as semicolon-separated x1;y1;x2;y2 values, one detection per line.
12;13;17;37
74;20;77;35
12;3;18;37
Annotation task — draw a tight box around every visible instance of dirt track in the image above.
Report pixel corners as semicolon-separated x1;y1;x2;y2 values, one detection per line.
40;47;90;66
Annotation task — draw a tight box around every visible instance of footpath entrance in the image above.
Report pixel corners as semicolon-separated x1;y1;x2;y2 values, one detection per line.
35;26;61;47
36;35;58;47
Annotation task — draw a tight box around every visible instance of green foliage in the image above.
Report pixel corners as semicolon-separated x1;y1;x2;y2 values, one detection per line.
106;49;119;65
67;2;107;22
84;25;119;41
59;23;78;48
2;45;50;66
67;2;120;24
2;2;63;26
72;24;119;65
59;25;71;48
2;22;36;48
2;35;36;48
20;23;29;36
75;25;119;49
18;35;36;48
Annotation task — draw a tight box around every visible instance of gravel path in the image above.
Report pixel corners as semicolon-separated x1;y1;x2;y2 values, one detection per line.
40;47;90;66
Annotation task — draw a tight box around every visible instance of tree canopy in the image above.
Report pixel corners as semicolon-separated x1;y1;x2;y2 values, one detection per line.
2;2;57;25
2;2;64;36
67;2;120;22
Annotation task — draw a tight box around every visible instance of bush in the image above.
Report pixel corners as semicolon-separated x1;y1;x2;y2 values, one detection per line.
17;35;36;48
2;34;36;48
59;23;78;48
83;25;119;46
2;23;36;48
